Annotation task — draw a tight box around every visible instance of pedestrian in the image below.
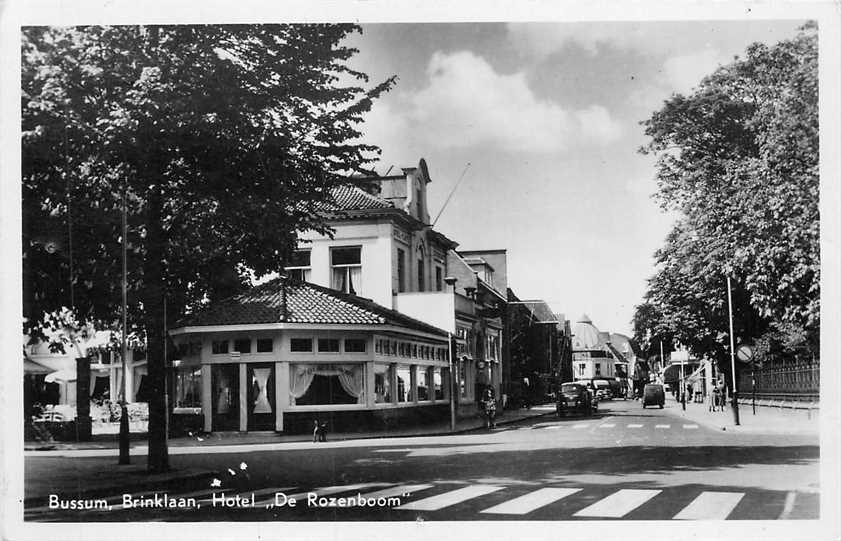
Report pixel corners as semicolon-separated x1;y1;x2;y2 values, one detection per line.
482;387;497;429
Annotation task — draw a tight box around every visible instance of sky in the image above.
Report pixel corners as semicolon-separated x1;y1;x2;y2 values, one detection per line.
343;20;807;336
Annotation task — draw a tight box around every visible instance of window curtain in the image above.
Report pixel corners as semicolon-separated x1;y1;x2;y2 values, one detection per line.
332;268;345;292
251;367;273;413
291;364;365;404
290;365;316;399
349;267;361;294
336;364;365;403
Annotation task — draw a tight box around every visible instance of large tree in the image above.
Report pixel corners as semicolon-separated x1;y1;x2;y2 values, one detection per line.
634;23;818;386
22;24;394;471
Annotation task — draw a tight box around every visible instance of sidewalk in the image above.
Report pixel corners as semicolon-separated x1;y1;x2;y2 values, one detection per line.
661;396;820;436
22;406;554;504
25;405;555;454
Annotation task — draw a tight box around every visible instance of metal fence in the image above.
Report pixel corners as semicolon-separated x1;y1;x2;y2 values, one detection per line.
739;357;820;402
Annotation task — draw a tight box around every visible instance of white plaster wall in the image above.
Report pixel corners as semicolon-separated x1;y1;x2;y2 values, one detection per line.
299;221;394;307
394;292;455;333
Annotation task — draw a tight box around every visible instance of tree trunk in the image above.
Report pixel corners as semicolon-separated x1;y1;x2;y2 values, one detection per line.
143;185;169;472
75;356;92;441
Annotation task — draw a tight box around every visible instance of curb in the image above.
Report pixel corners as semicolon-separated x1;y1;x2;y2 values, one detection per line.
24;409;555;453
659;403;819;436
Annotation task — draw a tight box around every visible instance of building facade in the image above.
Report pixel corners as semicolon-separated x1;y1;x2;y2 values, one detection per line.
169;279;452;433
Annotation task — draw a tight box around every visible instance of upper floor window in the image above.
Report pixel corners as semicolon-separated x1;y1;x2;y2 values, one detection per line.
416;185;424;219
345;338;366;353
285;250;312;282
435;266;443;291
397;248;406;293
417;258;425;291
212;340;229;355
233;339;251;354
331;247;361;295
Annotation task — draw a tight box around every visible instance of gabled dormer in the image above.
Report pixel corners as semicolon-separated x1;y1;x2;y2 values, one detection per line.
372;158;431;224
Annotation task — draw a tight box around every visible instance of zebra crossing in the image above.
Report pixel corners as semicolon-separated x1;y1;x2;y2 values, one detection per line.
523;421;704;431
26;480;815;520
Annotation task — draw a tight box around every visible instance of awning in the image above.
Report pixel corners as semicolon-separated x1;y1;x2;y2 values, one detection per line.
24;357;52;375
45;368;77;383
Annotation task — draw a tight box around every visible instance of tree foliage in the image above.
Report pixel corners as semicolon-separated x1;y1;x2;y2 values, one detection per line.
634;24;818;375
22;24;394;470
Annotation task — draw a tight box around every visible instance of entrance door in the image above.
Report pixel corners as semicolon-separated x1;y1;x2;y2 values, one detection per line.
247;363;275;430
211;364;239;431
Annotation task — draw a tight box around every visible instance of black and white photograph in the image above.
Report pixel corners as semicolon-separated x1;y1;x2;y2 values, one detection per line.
1;1;839;540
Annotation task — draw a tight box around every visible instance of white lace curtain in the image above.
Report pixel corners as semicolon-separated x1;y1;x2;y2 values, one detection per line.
289;364;365;403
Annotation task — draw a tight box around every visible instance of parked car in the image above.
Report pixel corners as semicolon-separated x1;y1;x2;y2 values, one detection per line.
592;379;613;400
642;383;665;408
607;378;625;400
556;382;597;417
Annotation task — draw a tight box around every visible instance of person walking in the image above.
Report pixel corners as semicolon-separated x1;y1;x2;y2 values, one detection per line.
482;387;497;429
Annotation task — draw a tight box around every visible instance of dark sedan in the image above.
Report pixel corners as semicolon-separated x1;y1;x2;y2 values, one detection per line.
556;382;597;417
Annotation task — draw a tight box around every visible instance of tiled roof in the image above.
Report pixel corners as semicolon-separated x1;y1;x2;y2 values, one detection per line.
175;278;448;337
316;185;393;212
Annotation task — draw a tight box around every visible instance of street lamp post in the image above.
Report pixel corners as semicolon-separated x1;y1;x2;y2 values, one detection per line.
727;275;740;426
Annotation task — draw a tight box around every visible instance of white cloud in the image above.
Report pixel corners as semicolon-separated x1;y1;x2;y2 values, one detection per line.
662;48;729;94
360;50;622;163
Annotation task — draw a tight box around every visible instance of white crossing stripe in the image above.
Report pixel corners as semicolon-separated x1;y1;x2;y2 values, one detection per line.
683;424;699;429
599;424;616;428
627;424;643;428
573;489;661;518
396;485;504;511
779;491;797;519
480;487;581;515
573;424;590;429
542;425;562;430
356;484;434;500
254;482;390;506
655;424;670;429
673;491;744;520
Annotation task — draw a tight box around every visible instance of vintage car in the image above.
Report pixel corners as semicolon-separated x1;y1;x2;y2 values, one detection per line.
592;379;613;400
642;383;666;408
556;382;597;417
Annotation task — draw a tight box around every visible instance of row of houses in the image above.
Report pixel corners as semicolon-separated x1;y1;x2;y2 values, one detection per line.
24;158;641;436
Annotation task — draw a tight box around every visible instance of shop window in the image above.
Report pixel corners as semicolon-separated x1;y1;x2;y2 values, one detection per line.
396;366;412;402
285;249;312;282
256;339;273;353
290;338;313;352
458;361;468;399
433;367;444;400
417;367;430;401
318;338;340;353
344;339;366;353
174;365;202;408
331;246;362;295
291;363;364;406
234;339;251;354
212;340;229;354
374;364;393;403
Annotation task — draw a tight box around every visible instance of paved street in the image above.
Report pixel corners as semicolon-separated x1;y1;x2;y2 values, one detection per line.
24;399;819;522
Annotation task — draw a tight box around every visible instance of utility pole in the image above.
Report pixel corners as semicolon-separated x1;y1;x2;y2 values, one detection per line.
448;333;456;432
